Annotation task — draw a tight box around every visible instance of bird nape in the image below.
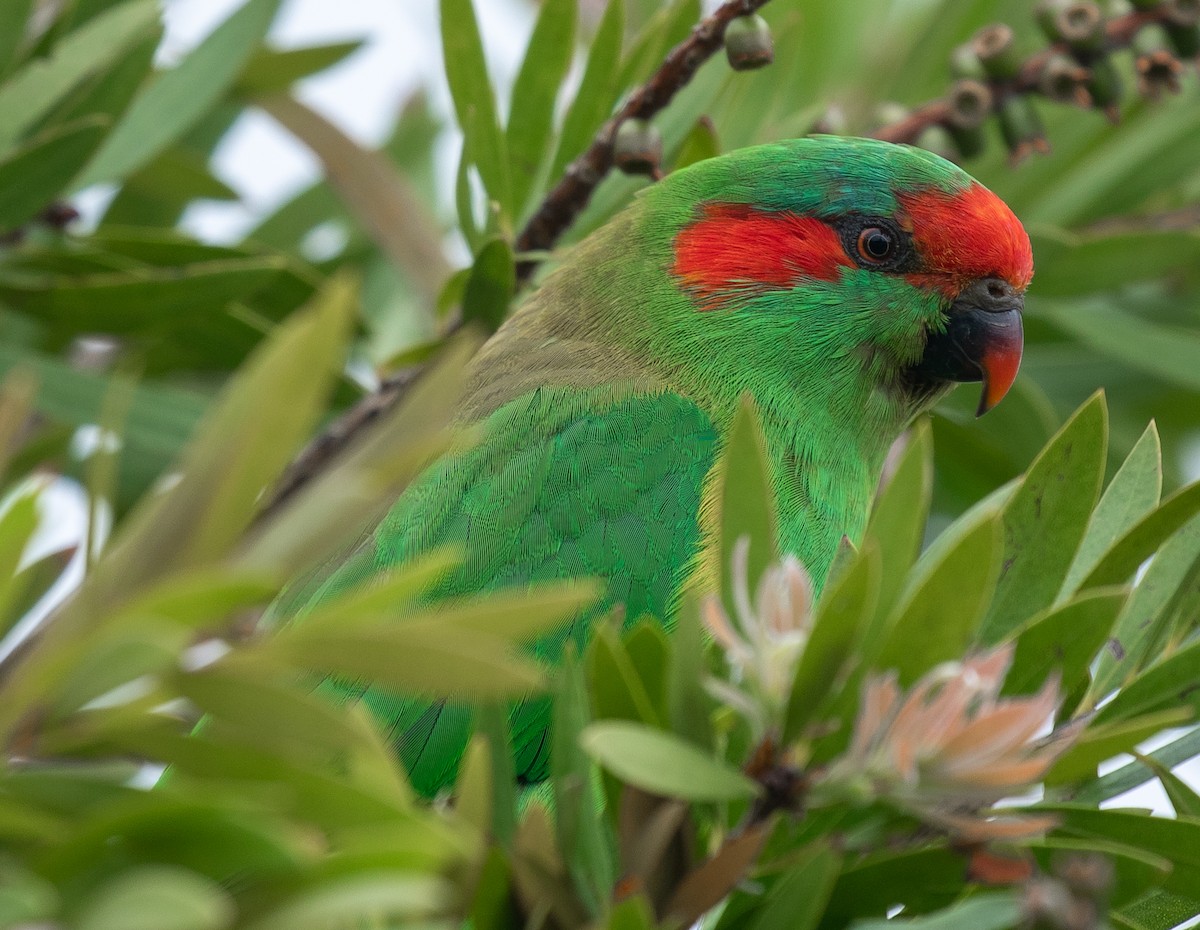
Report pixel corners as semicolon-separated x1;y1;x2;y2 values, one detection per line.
297;135;1033;797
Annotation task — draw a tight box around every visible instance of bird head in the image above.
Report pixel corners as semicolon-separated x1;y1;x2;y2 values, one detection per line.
658;136;1032;418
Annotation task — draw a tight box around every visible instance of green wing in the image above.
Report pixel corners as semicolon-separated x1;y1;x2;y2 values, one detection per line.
313;385;718;795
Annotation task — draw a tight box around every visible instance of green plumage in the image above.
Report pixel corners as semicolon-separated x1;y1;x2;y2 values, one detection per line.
300;137;997;795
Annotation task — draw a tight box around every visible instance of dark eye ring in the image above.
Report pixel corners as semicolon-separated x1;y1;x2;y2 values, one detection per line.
856;226;897;264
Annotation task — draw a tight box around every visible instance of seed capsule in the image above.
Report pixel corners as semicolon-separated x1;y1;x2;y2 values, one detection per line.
613;119;663;177
724;14;775;71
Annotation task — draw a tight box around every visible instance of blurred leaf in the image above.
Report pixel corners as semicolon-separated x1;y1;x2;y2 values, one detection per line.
0;117;106;230
1044;805;1200;897
552;649;614;911
244;873;450;930
76;865;234;930
440;0;511;213
850;894;1021;930
0;0;35;77
478;703;517;846
717;395;778;613
981;393;1107;643
1061;422;1161;599
462;237;516;333
875;508;1001;686
262;95;450;304
0;0;158;156
823;847;965;926
862;424;932;636
674;116;720;170
587;624;661;725
747;845;840;930
0;546;75;640
580;720;759;802
1081;481;1200;591
1047;708;1193;785
550;0;624;180
1093;638;1200;725
1003;588;1125;698
783;542;878;744
667;592;713;746
1029;227;1200;298
1038;298;1200;395
102;147;239;228
76;0;283;187
236;40;363;95
1134;751;1200;818
1077;726;1200;805
1030;837;1171;908
1086;510;1200;708
0;490;43;626
507;0;576;213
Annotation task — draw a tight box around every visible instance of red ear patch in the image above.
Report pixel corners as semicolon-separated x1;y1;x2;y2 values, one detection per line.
899;184;1033;292
672;204;852;311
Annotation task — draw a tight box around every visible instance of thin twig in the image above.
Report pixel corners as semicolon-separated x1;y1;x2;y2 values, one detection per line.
515;0;772;283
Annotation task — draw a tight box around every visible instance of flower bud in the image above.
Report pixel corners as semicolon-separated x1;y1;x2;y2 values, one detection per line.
1134;24;1185;98
613;119;663;177
725;14;774;71
943;79;992;158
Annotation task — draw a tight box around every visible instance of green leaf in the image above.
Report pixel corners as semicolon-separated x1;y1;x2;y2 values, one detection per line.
507;0;576;212
717;395;778;613
268;625;546;699
862;423;932;635
462;237;516;332
1037;297;1200;395
440;0;511;213
0;0;35;77
1133;752;1200;818
783;543;878;743
0;117;106;229
76;0;283;186
76;866;234;930
747;845;840;930
1081;480;1200;590
1060;422;1162;599
851;894;1021;930
1115;891;1200;930
1028;227;1200;298
823;847;965;926
980;393;1107;643
553;649;614;912
587;624;661;726
1029;837;1171;908
1093;639;1200;726
244;874;450;930
875;508;1002;686
1085;510;1200;708
579;721;759;802
550;0;623;180
673;116;720;170
1003;588;1125;699
1046;708;1193;785
235;40;364;95
0;491;44;626
478;703;517;846
1077;727;1200;805
668;593;714;746
1044;805;1200;897
0;0;158;156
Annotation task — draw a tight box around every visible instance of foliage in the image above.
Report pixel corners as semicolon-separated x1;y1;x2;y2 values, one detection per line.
0;1;1198;929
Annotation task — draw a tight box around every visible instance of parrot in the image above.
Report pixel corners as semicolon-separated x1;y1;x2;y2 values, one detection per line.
304;135;1033;797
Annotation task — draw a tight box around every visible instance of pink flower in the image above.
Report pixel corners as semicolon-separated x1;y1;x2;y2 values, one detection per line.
702;537;814;737
828;645;1067;841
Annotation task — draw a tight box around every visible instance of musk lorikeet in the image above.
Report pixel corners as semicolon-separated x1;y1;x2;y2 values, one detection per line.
304;135;1033;796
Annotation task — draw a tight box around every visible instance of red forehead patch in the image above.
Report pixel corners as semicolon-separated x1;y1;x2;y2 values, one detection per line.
898;184;1033;291
672;204;851;311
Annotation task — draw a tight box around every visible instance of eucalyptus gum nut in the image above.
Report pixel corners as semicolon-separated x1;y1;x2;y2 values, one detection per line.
1038;53;1092;106
613;119;663;176
997;96;1049;163
972;23;1021;79
946;79;993;130
724;14;774;71
950;41;988;79
947;121;987;159
1086;56;1124;117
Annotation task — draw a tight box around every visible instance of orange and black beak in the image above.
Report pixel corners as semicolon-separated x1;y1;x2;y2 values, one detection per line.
912;277;1024;417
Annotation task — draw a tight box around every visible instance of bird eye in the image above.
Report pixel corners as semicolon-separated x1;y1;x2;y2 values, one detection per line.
857;226;897;264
